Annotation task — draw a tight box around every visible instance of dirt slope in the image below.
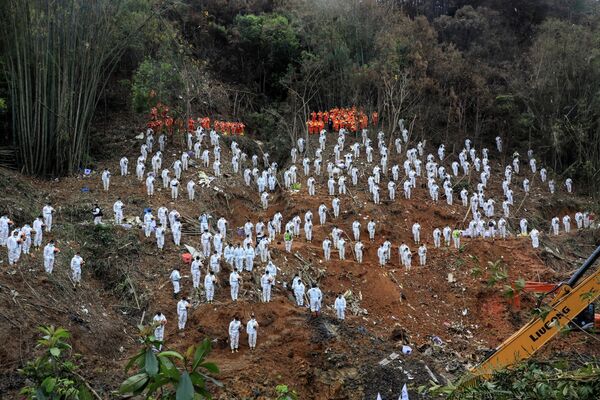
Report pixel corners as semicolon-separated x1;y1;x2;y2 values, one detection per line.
0;129;598;399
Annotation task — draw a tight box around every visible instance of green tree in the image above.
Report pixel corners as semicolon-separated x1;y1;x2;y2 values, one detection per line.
522;18;600;185
119;325;221;399
434;5;517;62
131;57;183;113
19;326;94;400
231;13;300;96
422;360;600;399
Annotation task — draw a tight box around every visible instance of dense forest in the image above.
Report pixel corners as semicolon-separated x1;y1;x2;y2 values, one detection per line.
1;0;600;193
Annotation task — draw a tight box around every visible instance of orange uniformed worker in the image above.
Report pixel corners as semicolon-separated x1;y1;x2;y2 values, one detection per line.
165;116;174;134
360;114;368;130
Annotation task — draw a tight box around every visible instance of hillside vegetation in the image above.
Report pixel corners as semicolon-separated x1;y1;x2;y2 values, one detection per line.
1;1;600;399
0;0;599;191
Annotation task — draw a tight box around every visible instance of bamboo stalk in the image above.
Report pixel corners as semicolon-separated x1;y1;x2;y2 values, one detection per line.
1;0;163;176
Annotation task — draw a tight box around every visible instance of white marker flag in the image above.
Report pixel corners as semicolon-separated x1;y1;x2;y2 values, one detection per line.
376;393;382;400
400;384;409;400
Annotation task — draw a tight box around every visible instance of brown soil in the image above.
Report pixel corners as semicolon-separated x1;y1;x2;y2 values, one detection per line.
0;130;598;399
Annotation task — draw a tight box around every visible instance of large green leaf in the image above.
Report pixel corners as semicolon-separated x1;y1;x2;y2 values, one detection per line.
145;349;159;377
119;372;149;394
189;371;206;389
158;350;185;360
199;362;219;374
145;375;172;395
159;355;180;380
192;339;211;370
125;349;146;372
176;371;195;400
49;347;61;357
41;377;56;393
159;355;175;370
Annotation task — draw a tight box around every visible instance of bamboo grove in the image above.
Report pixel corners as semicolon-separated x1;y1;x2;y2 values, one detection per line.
0;0;143;176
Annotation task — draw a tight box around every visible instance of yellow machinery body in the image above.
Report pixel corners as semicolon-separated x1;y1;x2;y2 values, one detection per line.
471;245;600;377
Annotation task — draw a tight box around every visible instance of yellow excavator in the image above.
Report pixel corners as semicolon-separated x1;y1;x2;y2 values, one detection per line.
471;244;600;378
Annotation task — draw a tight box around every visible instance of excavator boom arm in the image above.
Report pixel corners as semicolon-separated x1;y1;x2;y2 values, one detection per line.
473;246;600;376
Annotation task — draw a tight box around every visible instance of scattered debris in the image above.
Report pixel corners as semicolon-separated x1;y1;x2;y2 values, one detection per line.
197;171;215;187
